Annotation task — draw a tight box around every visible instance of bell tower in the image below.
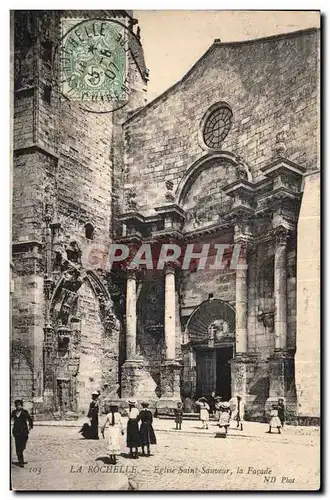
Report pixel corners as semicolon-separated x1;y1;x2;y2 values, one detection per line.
11;10;148;416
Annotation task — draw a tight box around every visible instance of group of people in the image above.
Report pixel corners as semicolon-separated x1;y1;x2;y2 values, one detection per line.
193;394;285;435
11;392;286;468
195;395;242;433
79;392;157;463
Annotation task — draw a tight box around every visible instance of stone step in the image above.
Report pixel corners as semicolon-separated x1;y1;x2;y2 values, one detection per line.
158;413;218;421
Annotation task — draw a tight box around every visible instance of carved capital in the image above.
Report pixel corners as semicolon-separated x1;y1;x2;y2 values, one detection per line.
164;259;181;274
234;221;253;243
274;227;290;246
126;263;141;279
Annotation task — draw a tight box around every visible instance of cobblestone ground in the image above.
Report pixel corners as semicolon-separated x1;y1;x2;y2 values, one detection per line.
11;423;320;491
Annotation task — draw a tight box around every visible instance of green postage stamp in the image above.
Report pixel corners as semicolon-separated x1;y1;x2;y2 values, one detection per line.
60;18;128;102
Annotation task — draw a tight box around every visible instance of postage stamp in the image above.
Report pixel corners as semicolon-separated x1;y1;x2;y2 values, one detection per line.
60;18;129;104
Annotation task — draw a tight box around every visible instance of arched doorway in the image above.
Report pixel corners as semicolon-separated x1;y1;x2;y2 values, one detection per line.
185;298;235;400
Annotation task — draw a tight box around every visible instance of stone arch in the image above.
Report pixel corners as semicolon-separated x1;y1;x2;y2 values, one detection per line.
46;268;120;414
11;342;33;407
175;152;239;232
175;151;238;206
185;298;236;344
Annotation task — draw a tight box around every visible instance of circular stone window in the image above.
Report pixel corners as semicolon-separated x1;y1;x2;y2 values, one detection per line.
202;104;233;149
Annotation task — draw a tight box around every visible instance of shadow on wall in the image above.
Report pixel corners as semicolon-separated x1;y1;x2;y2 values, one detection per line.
245;373;269;422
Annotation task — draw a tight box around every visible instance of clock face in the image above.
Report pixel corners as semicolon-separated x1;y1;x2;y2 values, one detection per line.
203;106;233;148
60;19;128;103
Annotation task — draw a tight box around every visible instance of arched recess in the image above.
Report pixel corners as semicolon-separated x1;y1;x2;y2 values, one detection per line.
185;298;236;345
46;268;120;414
175;152;239;232
11;341;33;407
175;151;238;205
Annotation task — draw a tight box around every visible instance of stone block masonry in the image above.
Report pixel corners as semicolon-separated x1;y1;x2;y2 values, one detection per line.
11;10;147;416
124;29;319;215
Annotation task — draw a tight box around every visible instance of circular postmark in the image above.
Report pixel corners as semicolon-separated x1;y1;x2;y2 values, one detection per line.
60;18;136;113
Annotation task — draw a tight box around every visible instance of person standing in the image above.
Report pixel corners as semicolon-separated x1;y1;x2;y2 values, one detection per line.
218;401;231;434
126;400;140;459
11;399;33;468
196;397;210;429
209;391;217;416
174;402;183;430
138;402;156;456
214;396;222;421
267;404;282;434
101;403;124;464
87;391;100;440
277;398;286;428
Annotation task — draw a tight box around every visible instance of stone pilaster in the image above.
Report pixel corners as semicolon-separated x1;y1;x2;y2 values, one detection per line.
125;268;138;360
230;353;258;420
157;361;182;415
121;266;158;401
158;262;182;414
233;223;252;354
235;249;248;354
164;264;176;360
265;228;292;416
274;228;289;351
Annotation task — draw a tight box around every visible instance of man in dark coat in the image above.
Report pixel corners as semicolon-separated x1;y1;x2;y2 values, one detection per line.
11;399;33;467
87;391;100;439
277;398;286;428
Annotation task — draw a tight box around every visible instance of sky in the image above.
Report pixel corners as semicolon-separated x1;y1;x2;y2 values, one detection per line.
136;10;320;102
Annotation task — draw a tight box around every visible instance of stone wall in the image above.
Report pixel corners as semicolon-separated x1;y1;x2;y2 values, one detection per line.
295;172;320;420
11;10;147;414
124;29;319;214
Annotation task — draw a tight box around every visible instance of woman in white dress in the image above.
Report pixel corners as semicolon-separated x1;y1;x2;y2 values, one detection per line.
196;397;210;429
218;401;231;434
101;404;124;464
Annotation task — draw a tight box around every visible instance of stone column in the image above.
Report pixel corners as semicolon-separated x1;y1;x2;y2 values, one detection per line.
158;263;181;415
121;267;158;402
164;265;176;360
235;246;248;354
266;228;290;415
231;224;255;418
274;228;288;351
126;268;137;360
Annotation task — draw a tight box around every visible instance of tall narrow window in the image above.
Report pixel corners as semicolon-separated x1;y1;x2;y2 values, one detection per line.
85;223;94;240
43;84;51;104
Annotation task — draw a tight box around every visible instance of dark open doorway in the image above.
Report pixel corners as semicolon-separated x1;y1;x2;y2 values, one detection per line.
195;346;233;400
216;346;233;401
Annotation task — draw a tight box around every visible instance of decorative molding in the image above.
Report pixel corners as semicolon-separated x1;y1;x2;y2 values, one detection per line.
175;151;237;205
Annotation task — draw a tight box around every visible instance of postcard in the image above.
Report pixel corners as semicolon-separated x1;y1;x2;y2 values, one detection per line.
10;9;320;491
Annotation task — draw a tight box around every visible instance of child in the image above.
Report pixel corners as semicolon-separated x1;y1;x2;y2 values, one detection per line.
197;397;210;429
218;402;231;434
230;395;244;431
268;404;282;434
214;396;222;421
174;402;183;430
101;403;124;464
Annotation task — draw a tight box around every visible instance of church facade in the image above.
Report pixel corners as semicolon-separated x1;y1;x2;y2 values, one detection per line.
11;11;320;423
